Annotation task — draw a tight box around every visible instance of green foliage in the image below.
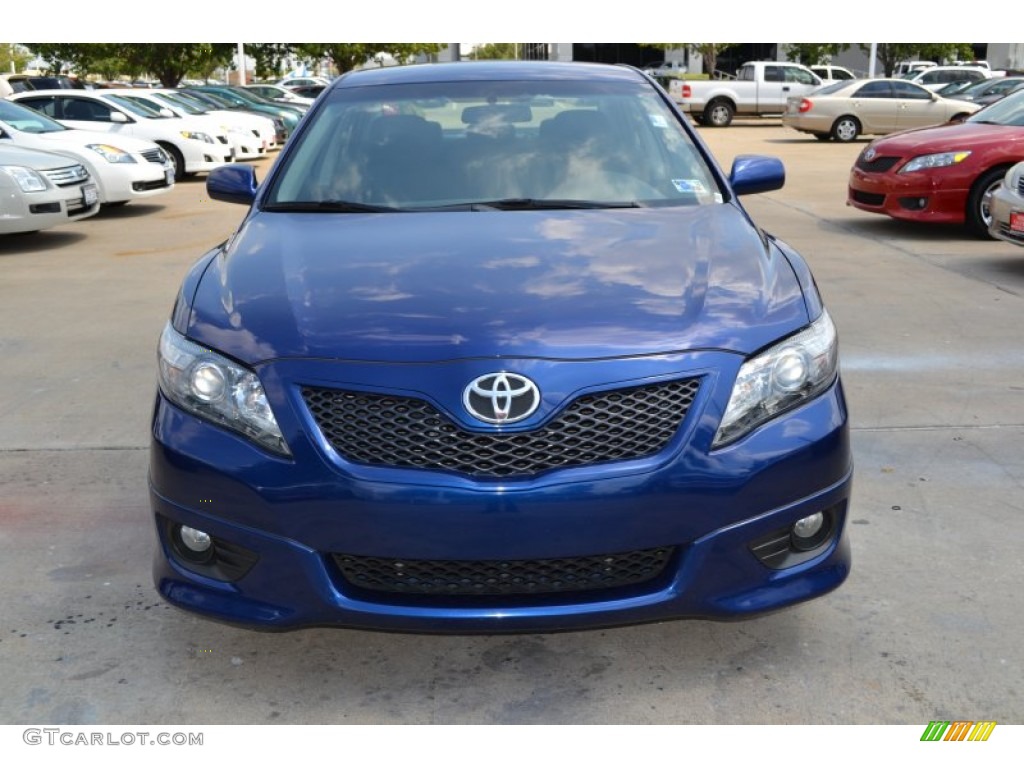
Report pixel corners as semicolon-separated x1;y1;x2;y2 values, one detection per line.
859;43;975;77
469;43;517;60
0;43;31;74
783;44;851;65
247;44;294;80
296;43;445;74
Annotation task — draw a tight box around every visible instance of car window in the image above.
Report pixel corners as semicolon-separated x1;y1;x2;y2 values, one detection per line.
891;81;931;100
852;81;893;98
14;96;59;118
0;99;66;132
784;67;816;85
833;69;854;81
763;66;783;83
105;94;166;118
59;96;116;122
966;89;1024;125
266;79;721;209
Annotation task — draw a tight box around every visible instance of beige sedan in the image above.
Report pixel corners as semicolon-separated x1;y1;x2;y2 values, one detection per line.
783;78;980;142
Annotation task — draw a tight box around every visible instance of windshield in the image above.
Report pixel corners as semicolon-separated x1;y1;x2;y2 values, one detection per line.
0;99;66;133
265;79;721;211
162;92;212;114
149;93;202;115
965;89;1024;125
105;94;168;118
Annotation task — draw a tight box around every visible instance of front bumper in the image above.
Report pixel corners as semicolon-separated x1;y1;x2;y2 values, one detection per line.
149;355;852;633
848;166;970;225
988;183;1024;245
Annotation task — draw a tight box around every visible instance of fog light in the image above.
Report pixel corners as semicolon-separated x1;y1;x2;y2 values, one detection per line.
179;525;212;553
791;512;830;551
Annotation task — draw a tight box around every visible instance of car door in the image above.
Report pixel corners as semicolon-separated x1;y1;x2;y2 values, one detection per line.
847;80;897;134
52;96;135;139
891;81;948;130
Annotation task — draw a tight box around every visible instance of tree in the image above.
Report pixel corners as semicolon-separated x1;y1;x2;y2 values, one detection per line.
783;44;851;66
858;43;975;77
297;43;445;75
641;43;738;77
469;43;517;60
117;44;235;88
1;43;31;74
247;44;295;81
22;43;118;76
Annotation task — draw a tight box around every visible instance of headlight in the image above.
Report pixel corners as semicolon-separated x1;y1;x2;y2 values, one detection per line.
713;311;839;448
899;151;971;174
180;131;215;144
1;165;48;192
86;144;137;164
157;323;290;456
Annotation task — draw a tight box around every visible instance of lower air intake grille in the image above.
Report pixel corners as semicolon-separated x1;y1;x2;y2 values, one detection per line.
333;547;676;596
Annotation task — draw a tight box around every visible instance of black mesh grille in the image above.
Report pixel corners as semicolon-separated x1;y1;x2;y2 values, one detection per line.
332;547;676;596
302;378;699;478
855;155;900;173
850;189;886;206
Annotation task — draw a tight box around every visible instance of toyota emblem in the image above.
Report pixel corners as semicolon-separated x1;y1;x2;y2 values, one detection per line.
463;373;540;424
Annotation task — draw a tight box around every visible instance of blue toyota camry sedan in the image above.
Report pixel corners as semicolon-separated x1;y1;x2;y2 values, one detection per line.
150;61;852;632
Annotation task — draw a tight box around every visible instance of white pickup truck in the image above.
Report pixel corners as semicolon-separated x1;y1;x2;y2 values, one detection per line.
667;61;823;127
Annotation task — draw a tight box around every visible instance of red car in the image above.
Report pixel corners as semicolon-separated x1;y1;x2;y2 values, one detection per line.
848;89;1024;237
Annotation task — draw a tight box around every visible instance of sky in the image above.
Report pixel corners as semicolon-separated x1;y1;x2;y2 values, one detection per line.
6;3;1018;45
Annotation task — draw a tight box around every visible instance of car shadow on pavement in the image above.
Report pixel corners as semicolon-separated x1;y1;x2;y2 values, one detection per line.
0;230;88;255
94;203;168;220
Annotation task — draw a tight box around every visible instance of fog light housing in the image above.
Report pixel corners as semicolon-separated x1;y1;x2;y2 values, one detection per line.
162;516;259;581
750;505;842;568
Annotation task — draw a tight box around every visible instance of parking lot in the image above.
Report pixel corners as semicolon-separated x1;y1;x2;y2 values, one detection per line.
1;121;1022;725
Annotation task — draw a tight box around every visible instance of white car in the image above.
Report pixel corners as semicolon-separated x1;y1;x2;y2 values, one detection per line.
103;89;270;161
0;144;99;234
10;90;233;181
244;84;315;108
906;66;992;92
276;76;331;90
810;65;856;84
0;98;173;206
989;161;1024;246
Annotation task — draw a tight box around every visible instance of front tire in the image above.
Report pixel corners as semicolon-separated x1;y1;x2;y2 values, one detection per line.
703;99;734;128
831;116;860;142
966;167;1008;239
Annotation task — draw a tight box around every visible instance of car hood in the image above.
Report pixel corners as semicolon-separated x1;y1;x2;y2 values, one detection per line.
185;205;809;364
19;127;161;156
870;121;1024;153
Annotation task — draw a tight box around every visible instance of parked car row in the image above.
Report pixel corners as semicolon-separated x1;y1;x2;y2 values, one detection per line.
3;83;306;236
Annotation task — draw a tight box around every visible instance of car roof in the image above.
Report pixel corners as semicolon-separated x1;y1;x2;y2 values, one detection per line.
332;61;645;89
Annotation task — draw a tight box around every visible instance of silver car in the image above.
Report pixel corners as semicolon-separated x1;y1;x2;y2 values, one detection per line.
0;144;99;235
783;78;979;142
988;161;1024;245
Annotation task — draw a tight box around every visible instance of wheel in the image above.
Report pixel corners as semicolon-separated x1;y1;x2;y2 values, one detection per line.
965;167;1008;239
158;143;186;182
703;99;734;128
813;133;831;141
830;116;860;142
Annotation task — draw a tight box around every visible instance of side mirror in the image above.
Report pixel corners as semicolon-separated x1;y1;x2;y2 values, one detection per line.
207;163;258;205
110;112;130;124
729;155;785;196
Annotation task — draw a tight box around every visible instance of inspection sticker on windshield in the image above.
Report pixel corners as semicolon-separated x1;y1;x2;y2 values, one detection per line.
648;114;669;128
672;179;707;194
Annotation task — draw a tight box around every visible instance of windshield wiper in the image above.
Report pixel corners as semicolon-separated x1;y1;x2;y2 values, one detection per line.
423;196;638;211
263;200;406;213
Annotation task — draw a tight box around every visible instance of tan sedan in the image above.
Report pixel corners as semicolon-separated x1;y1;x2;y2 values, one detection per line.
783;78;980;142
